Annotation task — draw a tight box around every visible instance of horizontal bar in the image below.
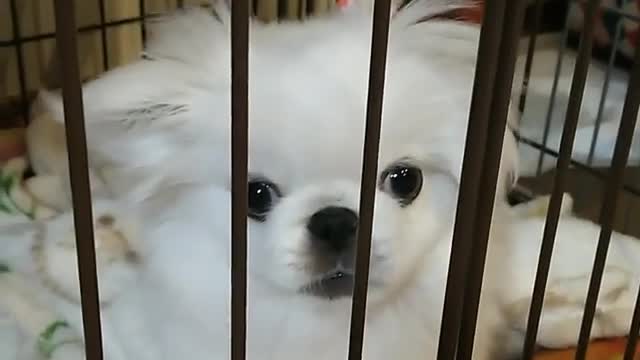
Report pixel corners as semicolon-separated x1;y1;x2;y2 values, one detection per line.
347;0;393;359
516;135;640;198
52;0;104;358
0;16;152;47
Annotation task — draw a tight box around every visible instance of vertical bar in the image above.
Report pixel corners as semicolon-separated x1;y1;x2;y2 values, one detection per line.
256;0;278;22
623;193;634;233
230;0;250;359
139;0;147;43
587;19;623;165
52;0;103;359
437;0;507;358
521;1;603;358
98;0;110;70
575;40;640;360
9;0;30;123
518;0;544;113
456;0;528;358
347;0;392;359
285;0;300;20
299;0;308;19
535;18;571;176
177;0;185;8
624;283;640;360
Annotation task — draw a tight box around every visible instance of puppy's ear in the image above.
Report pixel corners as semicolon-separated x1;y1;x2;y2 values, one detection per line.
41;5;230;128
144;4;230;68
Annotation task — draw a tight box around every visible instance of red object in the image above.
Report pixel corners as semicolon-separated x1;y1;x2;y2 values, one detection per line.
455;1;484;24
336;0;350;9
533;337;640;359
0;128;26;162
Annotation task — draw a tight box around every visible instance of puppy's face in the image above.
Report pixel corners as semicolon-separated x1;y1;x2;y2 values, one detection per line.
246;152;449;304
190;7;519;306
237;44;470;305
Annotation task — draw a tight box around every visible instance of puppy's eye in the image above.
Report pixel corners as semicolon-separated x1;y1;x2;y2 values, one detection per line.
381;165;423;205
248;180;281;221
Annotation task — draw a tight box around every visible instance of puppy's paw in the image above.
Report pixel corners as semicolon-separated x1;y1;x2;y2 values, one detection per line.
23;175;68;218
33;200;142;305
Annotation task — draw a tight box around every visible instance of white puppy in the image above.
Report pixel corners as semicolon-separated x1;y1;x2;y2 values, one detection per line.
4;1;523;359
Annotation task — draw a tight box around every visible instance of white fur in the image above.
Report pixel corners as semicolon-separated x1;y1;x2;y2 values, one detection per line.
504;197;640;349
9;1;524;359
27;0;518;202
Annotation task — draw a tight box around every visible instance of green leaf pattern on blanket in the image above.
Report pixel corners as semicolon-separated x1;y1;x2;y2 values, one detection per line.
1;159;77;358
37;320;73;359
0;169;19;215
0;158;35;219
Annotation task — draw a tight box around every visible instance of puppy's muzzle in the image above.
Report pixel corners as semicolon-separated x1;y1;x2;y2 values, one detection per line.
302;206;358;299
307;206;357;253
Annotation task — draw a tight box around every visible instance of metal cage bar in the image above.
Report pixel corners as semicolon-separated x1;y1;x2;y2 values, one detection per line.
8;0;29;122
230;0;251;359
518;0;544;113
535;15;570;176
0;17;150;47
456;0;528;358
437;0;507;358
140;0;148;42
98;0;110;70
574;33;640;360
624;281;640;360
520;0;603;358
347;0;393;359
587;19;624;166
52;0;104;358
516;136;640;197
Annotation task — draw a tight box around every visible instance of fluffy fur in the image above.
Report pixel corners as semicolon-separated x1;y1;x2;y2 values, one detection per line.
504;195;640;350
10;1;524;359
27;0;518;203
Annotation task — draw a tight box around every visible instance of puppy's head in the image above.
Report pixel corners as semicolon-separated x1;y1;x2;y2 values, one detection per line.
190;1;518;305
56;1;519;305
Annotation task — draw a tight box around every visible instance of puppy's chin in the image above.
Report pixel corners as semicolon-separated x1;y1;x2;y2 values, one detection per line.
297;270;390;300
299;270;356;300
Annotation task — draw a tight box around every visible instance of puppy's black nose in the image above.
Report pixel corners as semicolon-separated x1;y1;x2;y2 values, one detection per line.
307;206;358;252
